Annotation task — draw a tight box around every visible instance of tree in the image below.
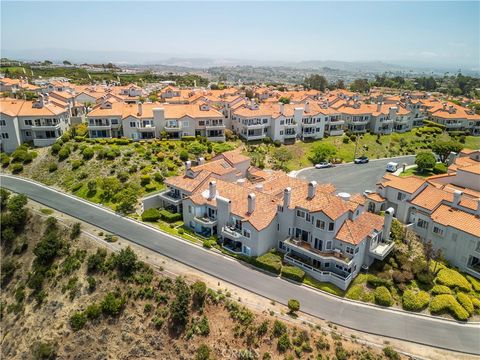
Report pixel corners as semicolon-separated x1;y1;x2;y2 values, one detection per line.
115;246;138;277
115;187;138;214
245;88;254;99
63;60;72;66
304;74;328;91
431;141;463;163
1;188;10;210
278;96;290;104
287;299;300;314
423;240;443;274
309;143;337;164
101;177;121;200
272;148;293;169
336;79;346;89
415;152;436;172
195;344;211;360
170;277;191;332
192;281;207;308
349;78;370;93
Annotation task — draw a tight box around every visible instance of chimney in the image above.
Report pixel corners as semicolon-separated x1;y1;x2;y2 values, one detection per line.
453;190;462;207
383;207;395;241
304;101;310;113
442;102;447;111
279;102;285;115
377;102;382;112
208;181;217;200
198;157;205;165
283;187;291;208
247;193;256;214
137;102;143;116
307;181;317;199
185;160;191;171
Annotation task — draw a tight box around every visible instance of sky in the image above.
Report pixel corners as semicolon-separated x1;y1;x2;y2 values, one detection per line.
1;1;479;68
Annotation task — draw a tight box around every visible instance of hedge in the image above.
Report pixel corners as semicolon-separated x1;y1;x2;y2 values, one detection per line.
471;297;480;310
457;293;474;316
281;265;305;282
10;163;23;173
141;208;161;222
182;136;196;141
367;274;391;289
435;268;472;292
422;120;446;130
431;285;452;295
429;294;469;321
159;209;182;223
373;286;393;307
432;163;447;175
254;252;282;275
466;275;480;292
402;290;430;311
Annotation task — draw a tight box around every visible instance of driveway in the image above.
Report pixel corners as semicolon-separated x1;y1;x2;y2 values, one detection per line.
1;175;479;355
295;156;416;194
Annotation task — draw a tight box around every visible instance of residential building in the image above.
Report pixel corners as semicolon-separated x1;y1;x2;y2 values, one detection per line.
0;95;70;152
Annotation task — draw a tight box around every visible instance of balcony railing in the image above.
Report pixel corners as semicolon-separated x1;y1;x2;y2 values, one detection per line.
194;215;217;226
369;241;394;260
221;225;243;239
158;189;183;204
284;238;353;265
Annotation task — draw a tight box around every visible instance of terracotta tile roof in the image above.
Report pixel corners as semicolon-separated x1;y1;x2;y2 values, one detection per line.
366;193;385;202
411;185;453;211
289;189;352;220
190;159;237;176
431;204;480;237
189;179;278;231
458;163;480;175
0;98;67;117
214;149;250;165
380;175;426;194
164;170;212;193
448;156;478;172
349;193;366;206
336;212;384;245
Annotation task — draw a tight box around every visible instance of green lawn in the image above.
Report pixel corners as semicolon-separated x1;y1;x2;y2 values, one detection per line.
273;130;480;171
398;166;436;178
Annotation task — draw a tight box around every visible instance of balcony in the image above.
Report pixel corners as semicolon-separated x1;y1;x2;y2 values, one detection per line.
284;254;353;290
138;123;156;132
207;135;226;142
158;189;183;205
284;132;296;138
284;122;297;128
302;132;317;138
88;123;111;130
33;138;58;147
245;123;265;129
206;123;225;130
284;238;353;266
165;123;182;131
32;123;61;130
244;133;266;141
194;215;217;226
327;129;344;136
369;241;394;260
444;122;463;128
221;225;243;240
301;122;316;127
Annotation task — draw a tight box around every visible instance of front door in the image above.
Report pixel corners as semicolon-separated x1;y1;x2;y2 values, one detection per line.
314;238;323;251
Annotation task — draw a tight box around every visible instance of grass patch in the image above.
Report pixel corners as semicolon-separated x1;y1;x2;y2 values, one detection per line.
303;275;345;297
39;208;54;215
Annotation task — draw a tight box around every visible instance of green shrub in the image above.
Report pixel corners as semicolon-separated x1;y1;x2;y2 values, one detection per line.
457;292;474;315
50;143;61;155
466;275;480;292
366;274;390;288
435;268;472;292
58;147;70;161
182;136;196;141
429;294;469;320
1;152;10;167
254;252;282;275
287;299;300;314
82;147;94;160
195;344;211;360
10;163;23;173
432;163;447;174
159;209;182;223
48;162;58;172
383;346;400;360
84;303;101;319
431;284;452;295
69;312;87;331
277;333;291;352
272;319;287;337
281;266;305;282
140;175;151;186
373;286;393;307
101;292;125;316
70;160;83;170
141;208;161;222
402;290;430;311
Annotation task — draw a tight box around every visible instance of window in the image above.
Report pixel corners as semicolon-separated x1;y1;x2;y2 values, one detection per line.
277;205;283;212
326;241;332;250
1;133;9;139
111;119;118;125
397;192;406;201
417;219;428;229
280;131;284;135
433;226;444;236
316;219;325;230
280;120;284;125
24;119;32;126
476;241;480;253
306;213;311;222
328;222;334;231
346;247;354;255
243;229;251;238
0;120;6;126
199;120;205;126
324;262;330;268
130;122;136;128
188;205;193;214
355;247;359;254
183;121;189;127
25;131;31;137
296;210;305;218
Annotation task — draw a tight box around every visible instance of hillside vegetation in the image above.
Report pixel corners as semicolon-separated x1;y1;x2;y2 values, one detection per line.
0;193;401;360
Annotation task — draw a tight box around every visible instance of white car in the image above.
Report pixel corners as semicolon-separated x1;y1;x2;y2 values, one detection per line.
386;162;399;172
315;162;333;169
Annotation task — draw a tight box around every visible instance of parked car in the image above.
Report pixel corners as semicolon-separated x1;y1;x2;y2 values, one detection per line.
315;162;333;169
354;156;369;164
386;162;399;172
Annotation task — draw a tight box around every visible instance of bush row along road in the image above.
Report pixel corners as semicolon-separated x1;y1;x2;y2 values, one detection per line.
1;175;478;355
295;156;416;194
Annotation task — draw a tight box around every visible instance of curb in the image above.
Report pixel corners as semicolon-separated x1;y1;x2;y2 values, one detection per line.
3;174;480;328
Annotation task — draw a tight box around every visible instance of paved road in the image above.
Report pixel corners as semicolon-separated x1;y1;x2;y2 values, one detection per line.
1;175;479;355
296;156;416;194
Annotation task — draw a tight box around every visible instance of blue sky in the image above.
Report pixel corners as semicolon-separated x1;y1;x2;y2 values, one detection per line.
1;1;479;67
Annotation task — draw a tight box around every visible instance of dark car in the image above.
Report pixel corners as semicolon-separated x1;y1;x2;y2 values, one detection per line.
354;156;369;164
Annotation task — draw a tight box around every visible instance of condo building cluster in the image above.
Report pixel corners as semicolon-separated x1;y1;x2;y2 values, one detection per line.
143;149;396;290
1;77;480;152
